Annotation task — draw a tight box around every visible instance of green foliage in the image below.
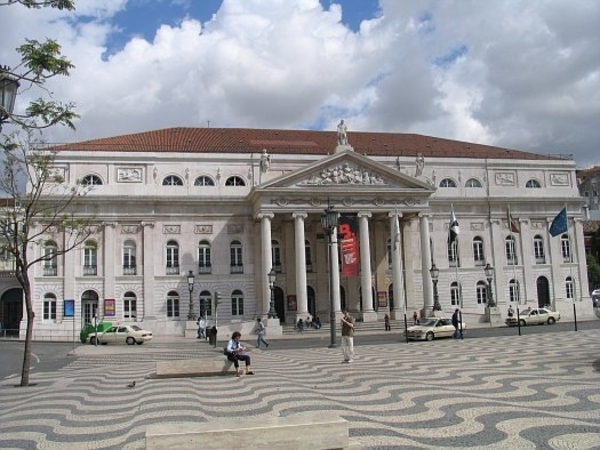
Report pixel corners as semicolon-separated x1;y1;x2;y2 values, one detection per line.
588;254;600;291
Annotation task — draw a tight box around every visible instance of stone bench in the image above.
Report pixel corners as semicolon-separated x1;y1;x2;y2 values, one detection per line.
146;415;361;450
155;358;234;378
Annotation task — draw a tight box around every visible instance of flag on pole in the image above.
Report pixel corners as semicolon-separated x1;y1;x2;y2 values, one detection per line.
392;214;401;251
448;206;460;244
507;207;520;233
549;207;568;237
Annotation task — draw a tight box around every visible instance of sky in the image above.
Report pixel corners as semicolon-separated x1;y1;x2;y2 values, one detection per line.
1;0;599;168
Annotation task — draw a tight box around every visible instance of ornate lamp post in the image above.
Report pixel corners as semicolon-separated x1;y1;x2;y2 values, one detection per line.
187;270;196;320
321;204;340;348
430;263;442;312
0;66;19;132
484;263;496;307
268;267;278;318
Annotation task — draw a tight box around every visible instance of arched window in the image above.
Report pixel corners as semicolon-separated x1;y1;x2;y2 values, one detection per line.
560;234;571;262
450;282;461;306
476;281;488;304
122;240;137;275
83;240;97;276
166;291;180;318
533;235;545;264
43;240;58;276
472;237;484;266
81;174;103;186
509;279;520;303
448;240;459;267
272;240;282;272
225;176;245;186
43;293;57;320
231;289;244;316
199;290;212;316
565;276;574;299
230;240;243;273
439;178;457;188
194;175;215;186
465;178;482;188
123;291;137;319
526;179;541;188
505;236;518;265
305;240;313;272
166;240;179;274
198;240;212;273
162;175;183;186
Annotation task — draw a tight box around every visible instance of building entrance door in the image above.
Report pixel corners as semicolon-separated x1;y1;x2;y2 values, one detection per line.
81;290;99;325
1;288;23;336
274;287;285;323
536;276;550;308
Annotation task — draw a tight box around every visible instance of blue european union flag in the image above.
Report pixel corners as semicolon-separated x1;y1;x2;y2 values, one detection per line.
549;207;568;237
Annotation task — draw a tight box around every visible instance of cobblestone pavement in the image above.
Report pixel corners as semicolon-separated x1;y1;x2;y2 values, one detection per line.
1;330;600;450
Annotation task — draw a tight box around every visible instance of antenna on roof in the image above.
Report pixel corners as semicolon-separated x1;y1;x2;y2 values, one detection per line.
206;120;210;128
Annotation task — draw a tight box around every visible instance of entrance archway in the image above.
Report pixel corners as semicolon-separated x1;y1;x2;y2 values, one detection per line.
536;276;550;308
81;290;99;325
1;288;23;336
274;286;285;323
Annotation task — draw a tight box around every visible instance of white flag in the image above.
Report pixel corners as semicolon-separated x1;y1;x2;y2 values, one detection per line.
448;206;460;245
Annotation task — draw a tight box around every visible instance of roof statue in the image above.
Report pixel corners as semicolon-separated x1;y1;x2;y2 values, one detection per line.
336;120;354;152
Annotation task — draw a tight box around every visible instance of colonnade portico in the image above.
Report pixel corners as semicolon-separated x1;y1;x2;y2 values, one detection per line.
256;207;433;323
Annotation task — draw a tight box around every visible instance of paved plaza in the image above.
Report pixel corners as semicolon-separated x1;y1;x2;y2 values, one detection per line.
1;329;600;449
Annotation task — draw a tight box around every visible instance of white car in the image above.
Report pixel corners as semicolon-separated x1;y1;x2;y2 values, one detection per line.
505;308;560;327
404;318;467;341
88;324;153;345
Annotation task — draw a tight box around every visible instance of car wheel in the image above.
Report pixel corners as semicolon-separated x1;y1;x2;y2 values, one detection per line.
126;337;136;345
89;336;98;345
425;332;434;341
547;317;556;324
519;319;526;326
136;341;144;345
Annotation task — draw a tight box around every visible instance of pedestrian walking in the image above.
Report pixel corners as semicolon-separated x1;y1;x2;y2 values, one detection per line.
413;311;419;325
196;314;207;339
256;318;269;348
452;308;462;339
384;314;391;331
507;305;514;318
340;309;355;363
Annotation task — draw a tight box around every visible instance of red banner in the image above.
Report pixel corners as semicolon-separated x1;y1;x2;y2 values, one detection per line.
339;216;359;277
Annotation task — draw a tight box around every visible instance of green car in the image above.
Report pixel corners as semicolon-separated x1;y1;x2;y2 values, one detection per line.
79;322;113;343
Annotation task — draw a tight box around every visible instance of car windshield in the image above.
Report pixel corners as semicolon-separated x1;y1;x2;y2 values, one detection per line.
420;319;438;327
130;325;142;331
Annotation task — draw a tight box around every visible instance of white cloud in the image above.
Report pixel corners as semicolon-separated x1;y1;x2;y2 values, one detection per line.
1;0;598;167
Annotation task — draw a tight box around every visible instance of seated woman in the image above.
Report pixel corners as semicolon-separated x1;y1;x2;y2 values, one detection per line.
225;331;254;377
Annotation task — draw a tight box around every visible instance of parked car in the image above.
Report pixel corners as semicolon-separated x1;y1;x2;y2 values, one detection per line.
592;288;600;308
505;307;560;327
79;321;113;343
404;317;467;341
88;324;153;345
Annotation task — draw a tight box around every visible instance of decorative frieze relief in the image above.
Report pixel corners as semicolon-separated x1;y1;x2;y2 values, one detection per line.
301;163;386;185
530;221;545;229
121;225;139;234
163;225;181;234
495;172;515;186
471;222;485;231
117;168;143;182
550;173;569;186
227;224;244;234
271;197;422;207
195;225;213;234
49;166;66;181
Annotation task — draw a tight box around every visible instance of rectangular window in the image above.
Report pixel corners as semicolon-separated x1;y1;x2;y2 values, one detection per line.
473;241;485;266
199;297;212;316
534;239;545;263
124;299;137;319
83;248;97;275
167;298;179;318
476;285;488;304
43;300;57;320
448;242;459;267
231;297;244;315
451;286;460;306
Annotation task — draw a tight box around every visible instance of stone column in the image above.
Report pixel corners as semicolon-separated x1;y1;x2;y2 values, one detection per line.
330;224;342;317
389;212;404;320
102;222;117;319
419;213;433;315
358;211;377;321
141;221;156;320
258;212;274;318
573;218;590;305
293;212;309;321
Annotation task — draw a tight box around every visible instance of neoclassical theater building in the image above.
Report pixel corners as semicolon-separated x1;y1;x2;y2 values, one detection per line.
1;126;595;340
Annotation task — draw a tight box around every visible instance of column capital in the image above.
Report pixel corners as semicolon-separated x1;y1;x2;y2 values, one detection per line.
256;212;275;220
388;211;403;219
418;211;431;219
292;211;308;220
357;211;372;218
140;221;155;228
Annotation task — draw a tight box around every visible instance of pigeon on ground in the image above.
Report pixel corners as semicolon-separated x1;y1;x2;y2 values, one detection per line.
127;380;136;388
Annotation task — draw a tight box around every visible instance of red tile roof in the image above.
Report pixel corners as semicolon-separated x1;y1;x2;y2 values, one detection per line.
46;127;562;160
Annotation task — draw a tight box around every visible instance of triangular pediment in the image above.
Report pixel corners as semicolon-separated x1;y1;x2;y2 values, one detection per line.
257;150;434;191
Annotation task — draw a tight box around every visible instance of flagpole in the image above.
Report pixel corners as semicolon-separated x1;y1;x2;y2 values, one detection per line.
449;204;463;339
565;204;578;332
508;205;522;336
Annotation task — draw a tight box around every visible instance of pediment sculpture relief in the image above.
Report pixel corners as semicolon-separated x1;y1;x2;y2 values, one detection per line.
301;163;385;186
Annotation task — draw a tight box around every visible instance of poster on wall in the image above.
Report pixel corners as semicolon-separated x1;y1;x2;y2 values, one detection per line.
104;299;115;317
287;295;297;312
63;300;75;317
377;291;388;308
339;215;359;277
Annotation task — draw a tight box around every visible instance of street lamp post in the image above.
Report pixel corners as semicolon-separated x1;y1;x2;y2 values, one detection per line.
484;263;496;308
187;270;196;321
430;263;441;312
321;204;340;348
0;66;20;132
268;267;277;318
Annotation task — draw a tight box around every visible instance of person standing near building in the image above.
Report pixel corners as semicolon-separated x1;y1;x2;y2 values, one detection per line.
452;308;462;339
340;309;355;363
256;318;269;348
507;305;514;318
197;314;207;340
384;314;391;331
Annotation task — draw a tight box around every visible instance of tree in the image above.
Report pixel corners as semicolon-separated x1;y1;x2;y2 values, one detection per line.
1;132;96;386
587;254;600;292
1;0;84;387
